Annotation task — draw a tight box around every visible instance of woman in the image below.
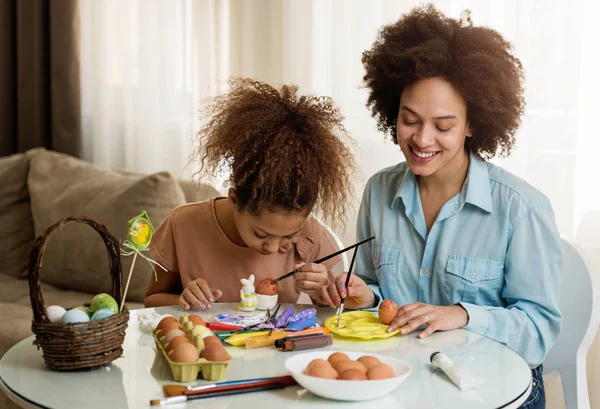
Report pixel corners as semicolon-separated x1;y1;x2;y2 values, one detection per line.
315;5;562;408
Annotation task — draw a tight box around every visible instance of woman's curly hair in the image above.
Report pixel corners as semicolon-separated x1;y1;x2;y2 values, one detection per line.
362;4;525;159
194;78;356;231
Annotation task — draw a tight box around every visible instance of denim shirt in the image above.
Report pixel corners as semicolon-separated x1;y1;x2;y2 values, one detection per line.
355;152;563;367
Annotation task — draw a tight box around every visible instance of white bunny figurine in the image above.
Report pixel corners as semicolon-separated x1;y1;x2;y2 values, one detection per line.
238;274;258;312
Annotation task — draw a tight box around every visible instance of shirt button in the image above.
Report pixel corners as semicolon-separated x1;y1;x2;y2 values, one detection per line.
423;269;429;275
471;271;477;278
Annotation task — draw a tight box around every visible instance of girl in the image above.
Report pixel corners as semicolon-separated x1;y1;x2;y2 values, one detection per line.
318;6;561;409
144;78;355;310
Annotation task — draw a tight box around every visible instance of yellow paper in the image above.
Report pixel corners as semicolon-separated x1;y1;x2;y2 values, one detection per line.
224;331;270;346
244;331;287;348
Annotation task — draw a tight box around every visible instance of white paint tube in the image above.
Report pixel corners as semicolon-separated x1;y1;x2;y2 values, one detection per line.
430;352;487;391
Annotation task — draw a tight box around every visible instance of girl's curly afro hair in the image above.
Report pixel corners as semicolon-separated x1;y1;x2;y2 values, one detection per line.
194;78;356;231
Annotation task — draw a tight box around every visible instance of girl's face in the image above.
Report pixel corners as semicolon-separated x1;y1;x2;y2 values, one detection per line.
229;191;307;255
396;77;471;178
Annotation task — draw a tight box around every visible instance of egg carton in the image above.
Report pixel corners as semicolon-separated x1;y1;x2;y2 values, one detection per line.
152;316;232;382
179;315;213;339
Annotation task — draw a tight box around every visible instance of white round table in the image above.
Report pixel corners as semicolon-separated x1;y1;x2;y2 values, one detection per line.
0;304;532;409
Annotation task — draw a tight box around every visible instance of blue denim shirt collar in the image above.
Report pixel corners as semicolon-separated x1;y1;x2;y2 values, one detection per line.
461;152;493;213
392;151;493;214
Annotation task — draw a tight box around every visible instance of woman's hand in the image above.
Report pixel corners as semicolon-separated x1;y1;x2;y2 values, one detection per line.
294;262;334;301
180;279;223;310
313;272;374;309
387;302;469;338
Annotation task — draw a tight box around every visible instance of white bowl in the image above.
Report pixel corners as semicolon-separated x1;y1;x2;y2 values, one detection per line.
256;293;278;310
284;350;411;401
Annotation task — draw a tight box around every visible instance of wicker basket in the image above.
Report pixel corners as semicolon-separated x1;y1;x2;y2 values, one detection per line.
28;216;130;371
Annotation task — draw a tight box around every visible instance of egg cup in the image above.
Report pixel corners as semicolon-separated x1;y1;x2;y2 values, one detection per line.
256;293;278;311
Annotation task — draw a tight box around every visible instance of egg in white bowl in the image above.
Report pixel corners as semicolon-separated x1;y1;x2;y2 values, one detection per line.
284;350;411;401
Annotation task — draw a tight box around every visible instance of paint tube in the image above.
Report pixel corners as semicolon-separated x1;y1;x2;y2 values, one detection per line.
430;352;487;391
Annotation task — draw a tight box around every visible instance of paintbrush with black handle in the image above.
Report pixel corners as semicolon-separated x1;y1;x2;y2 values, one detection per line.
336;245;359;328
274;236;374;283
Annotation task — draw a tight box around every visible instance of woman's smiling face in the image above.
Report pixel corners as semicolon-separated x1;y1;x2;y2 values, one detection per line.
396;77;471;177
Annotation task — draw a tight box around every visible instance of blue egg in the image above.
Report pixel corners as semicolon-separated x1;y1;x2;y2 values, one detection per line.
91;308;115;321
61;308;91;324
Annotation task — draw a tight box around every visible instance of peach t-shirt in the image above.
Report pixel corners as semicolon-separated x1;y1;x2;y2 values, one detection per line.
149;198;339;303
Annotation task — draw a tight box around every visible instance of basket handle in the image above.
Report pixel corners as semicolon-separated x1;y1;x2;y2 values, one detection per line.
28;217;124;323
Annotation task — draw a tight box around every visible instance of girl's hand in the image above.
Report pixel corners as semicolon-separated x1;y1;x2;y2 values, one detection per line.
180;279;223;310
294;262;334;301
387;302;468;338
316;273;374;309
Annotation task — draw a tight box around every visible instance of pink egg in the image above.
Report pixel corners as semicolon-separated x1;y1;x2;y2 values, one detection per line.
163;329;186;344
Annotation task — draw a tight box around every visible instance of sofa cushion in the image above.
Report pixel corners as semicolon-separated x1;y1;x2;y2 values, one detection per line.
0;302;34;359
27;149;186;302
179;179;220;203
0;273;32;304
0;273;140;310
0;276;144;358
0;153;34;278
1;274;143;309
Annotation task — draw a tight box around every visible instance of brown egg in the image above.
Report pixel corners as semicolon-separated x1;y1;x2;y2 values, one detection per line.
378;299;399;325
156;316;178;333
338;369;368;380
201;345;229;362
169;342;199;363
367;363;396;380
357;355;381;370
304;359;330;374
307;363;338;379
158;320;182;336
333;360;367;374
166;336;191;352
255;278;278;295
188;315;206;326
327;352;350;366
203;336;221;346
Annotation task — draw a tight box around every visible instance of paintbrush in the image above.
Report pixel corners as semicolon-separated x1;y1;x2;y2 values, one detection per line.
163;375;293;397
231;304;280;334
336;244;359;328
274;236;375;283
151;384;289;405
231;316;271;334
152;376;297;405
230;321;267;333
268;303;281;336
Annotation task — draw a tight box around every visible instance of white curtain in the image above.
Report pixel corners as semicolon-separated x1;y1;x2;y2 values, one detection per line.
79;0;600;243
80;1;600;405
80;0;228;178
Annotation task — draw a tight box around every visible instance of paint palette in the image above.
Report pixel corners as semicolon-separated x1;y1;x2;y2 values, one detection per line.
324;311;400;340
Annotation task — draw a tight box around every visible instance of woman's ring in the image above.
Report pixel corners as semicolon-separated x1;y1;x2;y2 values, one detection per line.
423;314;429;323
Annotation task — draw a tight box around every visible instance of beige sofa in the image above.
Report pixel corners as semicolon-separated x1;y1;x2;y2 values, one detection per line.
0;148;219;407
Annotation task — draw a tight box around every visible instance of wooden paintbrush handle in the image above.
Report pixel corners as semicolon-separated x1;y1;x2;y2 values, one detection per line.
186;382;291;401
184;376;296;396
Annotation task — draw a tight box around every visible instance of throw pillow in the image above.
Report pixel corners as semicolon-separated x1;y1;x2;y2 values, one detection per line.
27;149;186;303
179;179;220;203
